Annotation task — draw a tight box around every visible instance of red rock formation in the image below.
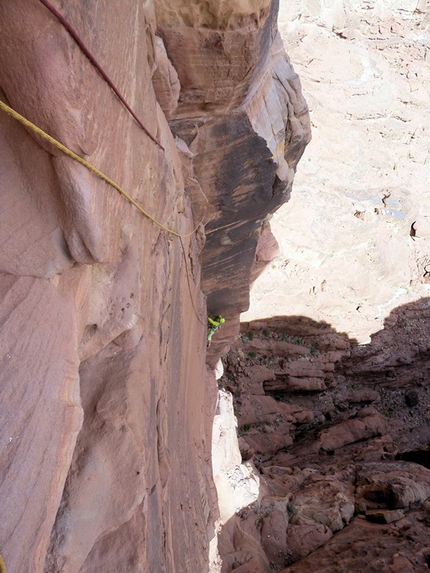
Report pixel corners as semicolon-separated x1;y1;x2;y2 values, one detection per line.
159;0;310;334
218;304;430;572
0;1;309;571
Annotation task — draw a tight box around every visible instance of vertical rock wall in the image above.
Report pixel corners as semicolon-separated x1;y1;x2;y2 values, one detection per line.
160;0;310;318
0;1;309;571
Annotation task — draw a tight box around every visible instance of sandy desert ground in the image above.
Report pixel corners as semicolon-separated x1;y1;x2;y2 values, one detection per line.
243;0;430;343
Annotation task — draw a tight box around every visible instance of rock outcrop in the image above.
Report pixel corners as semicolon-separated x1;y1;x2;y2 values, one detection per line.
218;300;430;571
161;0;310;345
0;1;309;571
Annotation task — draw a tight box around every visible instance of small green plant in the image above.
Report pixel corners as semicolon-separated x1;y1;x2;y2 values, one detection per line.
248;351;257;359
310;344;318;356
247;332;254;341
262;329;270;338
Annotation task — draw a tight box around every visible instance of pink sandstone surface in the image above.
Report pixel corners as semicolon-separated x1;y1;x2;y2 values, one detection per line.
0;1;309;571
2;1;429;572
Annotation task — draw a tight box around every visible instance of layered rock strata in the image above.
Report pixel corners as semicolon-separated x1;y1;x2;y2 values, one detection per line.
218;301;430;571
0;1;309;571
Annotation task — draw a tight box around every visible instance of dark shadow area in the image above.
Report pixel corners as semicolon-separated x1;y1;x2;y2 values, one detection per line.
397;449;430;470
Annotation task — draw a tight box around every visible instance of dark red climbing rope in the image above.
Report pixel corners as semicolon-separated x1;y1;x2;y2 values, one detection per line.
37;0;165;151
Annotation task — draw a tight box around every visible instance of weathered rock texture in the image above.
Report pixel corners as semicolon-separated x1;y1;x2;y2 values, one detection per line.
221;7;430;565
161;0;310;320
214;2;430;572
218;299;430;572
0;1;309;572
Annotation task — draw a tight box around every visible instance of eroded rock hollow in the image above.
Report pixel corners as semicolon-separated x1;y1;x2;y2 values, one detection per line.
0;1;309;571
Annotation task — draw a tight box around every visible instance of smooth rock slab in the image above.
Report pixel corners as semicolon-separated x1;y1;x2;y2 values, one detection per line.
0;273;82;573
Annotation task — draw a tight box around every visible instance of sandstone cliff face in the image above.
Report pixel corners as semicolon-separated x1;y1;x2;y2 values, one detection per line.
159;0;310;320
0;1;309;571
